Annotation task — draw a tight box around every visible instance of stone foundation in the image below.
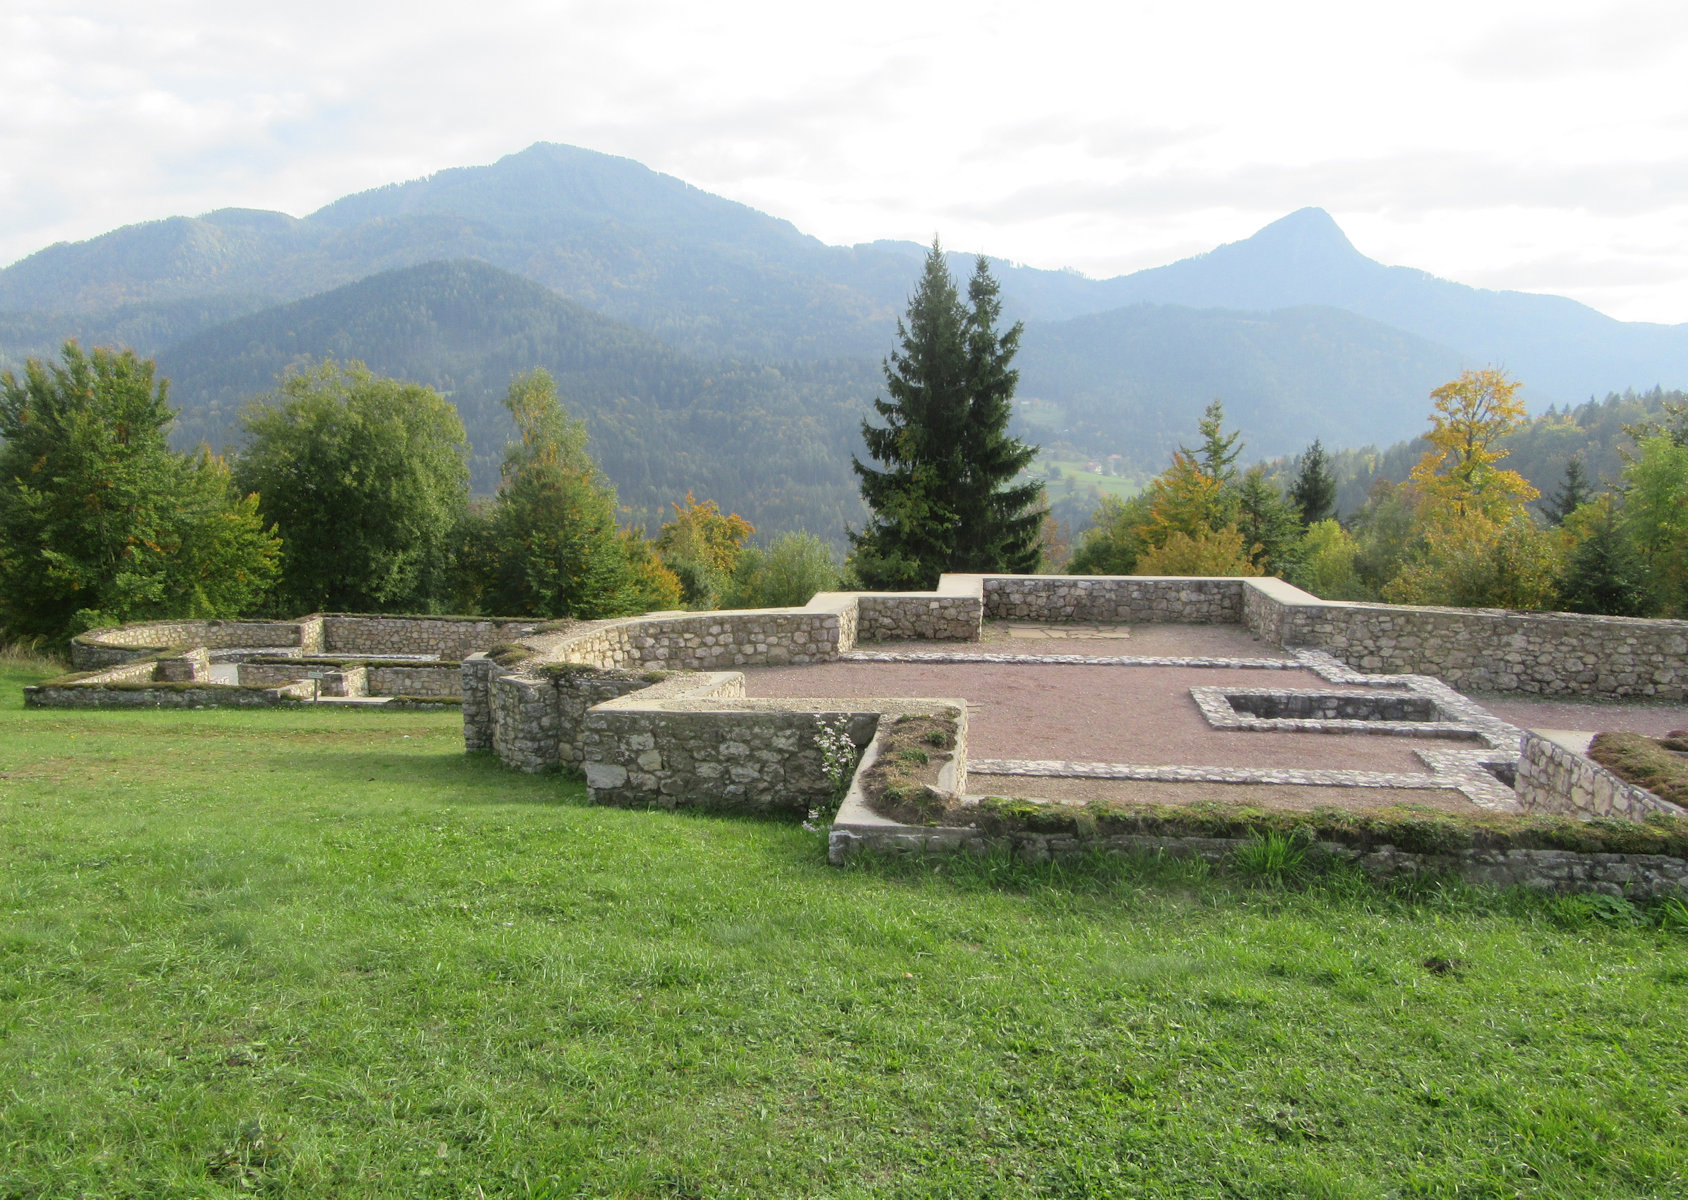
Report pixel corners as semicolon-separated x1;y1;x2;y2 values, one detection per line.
1516;731;1687;822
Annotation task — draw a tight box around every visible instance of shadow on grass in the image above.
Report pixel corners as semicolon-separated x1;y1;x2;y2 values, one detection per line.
311;747;589;806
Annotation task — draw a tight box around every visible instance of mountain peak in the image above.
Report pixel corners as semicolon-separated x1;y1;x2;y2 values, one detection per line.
1221;207;1360;267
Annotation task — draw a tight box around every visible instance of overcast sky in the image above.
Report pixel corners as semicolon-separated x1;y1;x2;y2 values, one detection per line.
5;1;1688;323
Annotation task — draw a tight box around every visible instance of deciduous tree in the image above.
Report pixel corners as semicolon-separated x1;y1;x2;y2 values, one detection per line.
236;360;468;613
0;342;278;640
1409;368;1538;522
483;369;647;619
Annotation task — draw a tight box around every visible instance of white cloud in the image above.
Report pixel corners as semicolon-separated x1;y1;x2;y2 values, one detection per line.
3;0;1688;322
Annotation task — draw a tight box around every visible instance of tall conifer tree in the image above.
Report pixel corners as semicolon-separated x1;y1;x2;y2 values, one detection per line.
851;244;1043;588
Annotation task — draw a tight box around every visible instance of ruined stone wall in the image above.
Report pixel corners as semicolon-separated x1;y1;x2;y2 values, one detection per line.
320;615;535;658
71;619;309;668
828;824;1688;899
854;594;982;642
462;655;499;751
1242;579;1688;700
582;700;880;815
24;675;314;709
366;663;463;698
985;576;1244;623
1516;731;1687;822
153;648;210;683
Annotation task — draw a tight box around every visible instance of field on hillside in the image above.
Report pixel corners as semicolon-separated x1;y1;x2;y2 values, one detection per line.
2;659;1686;1198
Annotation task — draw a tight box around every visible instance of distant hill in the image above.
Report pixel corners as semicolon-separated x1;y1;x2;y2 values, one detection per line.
8;141;1688;543
1015;302;1471;467
1095;208;1688;404
156;260;880;537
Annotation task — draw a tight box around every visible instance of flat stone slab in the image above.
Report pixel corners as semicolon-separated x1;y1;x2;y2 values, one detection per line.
1003;622;1134;639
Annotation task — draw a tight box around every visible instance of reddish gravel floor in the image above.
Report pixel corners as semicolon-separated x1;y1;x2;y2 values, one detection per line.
964;776;1481;813
740;660;1464;773
1467;694;1688;737
859;621;1293;659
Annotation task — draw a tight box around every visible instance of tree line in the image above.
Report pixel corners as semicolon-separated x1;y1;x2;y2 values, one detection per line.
1065;370;1688;620
0;344;842;645
6;245;1685;648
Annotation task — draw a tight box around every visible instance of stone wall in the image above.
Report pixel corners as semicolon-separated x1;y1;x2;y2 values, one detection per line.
1241;578;1688;700
985;575;1245;624
320;615;536;658
24;676;314;709
366;663;463;698
1516;731;1688;822
582;696;954;816
854;576;983;642
462;655;500;751
828;824;1688;899
153;648;210;683
481;666;722;773
71;619;310;668
533;602;856;674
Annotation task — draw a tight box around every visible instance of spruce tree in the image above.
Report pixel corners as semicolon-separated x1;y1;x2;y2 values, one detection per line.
851;244;1043;588
1288;439;1337;525
1542;457;1591;525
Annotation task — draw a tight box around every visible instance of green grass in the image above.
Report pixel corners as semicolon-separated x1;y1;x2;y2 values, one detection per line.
2;665;1687;1197
1039;453;1142;504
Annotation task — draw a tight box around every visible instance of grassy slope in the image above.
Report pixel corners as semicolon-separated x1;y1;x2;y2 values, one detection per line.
1;664;1685;1198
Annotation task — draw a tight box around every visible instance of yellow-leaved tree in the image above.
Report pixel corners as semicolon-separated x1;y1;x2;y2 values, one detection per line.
1407;368;1538;523
1386;369;1559;609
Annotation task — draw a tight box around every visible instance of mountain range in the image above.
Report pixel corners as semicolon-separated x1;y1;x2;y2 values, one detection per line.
3;142;1685;539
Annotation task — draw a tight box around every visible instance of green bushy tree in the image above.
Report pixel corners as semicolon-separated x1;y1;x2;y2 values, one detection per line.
724;531;840;609
235;360;468;613
1067;493;1151;575
0;342;278;640
1620;434;1688;616
483;369;645;619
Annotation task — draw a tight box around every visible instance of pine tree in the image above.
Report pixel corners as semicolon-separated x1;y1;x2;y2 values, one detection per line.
1186;399;1243;485
1236;464;1304;575
850;244;1043;588
1288;439;1337;525
951;257;1043;573
1558;496;1645;616
1542;457;1591;526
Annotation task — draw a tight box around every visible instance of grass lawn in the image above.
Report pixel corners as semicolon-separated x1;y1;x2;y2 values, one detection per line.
2;658;1686;1198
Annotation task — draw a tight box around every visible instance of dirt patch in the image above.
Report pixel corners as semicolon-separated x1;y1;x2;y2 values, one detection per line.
1588;731;1688;808
861;713;959;823
965;775;1481;814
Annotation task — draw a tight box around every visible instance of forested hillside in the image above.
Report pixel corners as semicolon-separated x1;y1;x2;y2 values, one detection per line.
7;141;1688;551
158;261;879;536
1014;303;1470;470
